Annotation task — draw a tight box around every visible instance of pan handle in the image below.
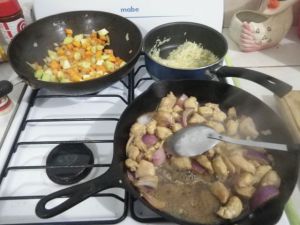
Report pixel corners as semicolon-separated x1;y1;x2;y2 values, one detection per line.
35;167;122;218
0;80;13;98
212;66;292;97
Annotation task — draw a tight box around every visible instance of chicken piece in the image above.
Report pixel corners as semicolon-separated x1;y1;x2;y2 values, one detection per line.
126;145;140;161
184;97;198;111
154;111;174;127
253;165;272;183
235;185;256;198
206;121;225;133
173;105;183;113
212;155;229;179
195;155;214;174
146;120;157;135
239;117;259;139
158;92;177;112
188;113;206;124
212;110;227;122
171;123;183;132
227;107;237;119
171;112;181;122
222;155;236;174
229;153;256;174
156;126;172;140
130;123;146;137
198;106;213;118
237;172;255;188
205;103;220;111
136;160;156;178
217;196;243;219
226;120;239;136
133;136;147;152
207;148;215;158
260;170;281;188
211;181;230;204
125;158;139;172
170;156;192;170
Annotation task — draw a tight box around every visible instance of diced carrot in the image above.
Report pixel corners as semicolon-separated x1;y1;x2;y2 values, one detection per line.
65;29;73;36
96;51;102;58
84;51;92;58
57;48;65;56
100;35;107;41
96;65;107;72
67;44;73;50
91;32;97;38
72;40;81;47
50;60;60;70
108;55;116;62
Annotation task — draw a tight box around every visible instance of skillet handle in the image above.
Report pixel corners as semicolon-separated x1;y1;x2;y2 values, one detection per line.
213;66;292;97
0;80;13;98
35;167;122;218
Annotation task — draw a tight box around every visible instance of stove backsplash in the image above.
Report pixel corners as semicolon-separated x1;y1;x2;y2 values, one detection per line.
17;0;300;29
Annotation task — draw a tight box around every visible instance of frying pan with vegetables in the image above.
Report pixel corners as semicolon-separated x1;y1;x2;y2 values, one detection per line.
36;77;299;225
1;11;142;95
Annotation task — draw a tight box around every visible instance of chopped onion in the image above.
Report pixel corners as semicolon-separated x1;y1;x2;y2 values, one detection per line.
250;185;279;210
176;94;188;107
142;134;158;146
152;147;166;166
244;149;270;165
127;171;135;182
182;108;194;127
137;113;153;125
191;160;206;174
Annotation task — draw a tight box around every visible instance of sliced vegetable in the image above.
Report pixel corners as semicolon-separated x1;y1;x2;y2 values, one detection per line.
244;149;270;165
142;134;158;146
250;185;279;210
182;108;194;127
191;160;206;174
152;147;166;166
176;94;188;107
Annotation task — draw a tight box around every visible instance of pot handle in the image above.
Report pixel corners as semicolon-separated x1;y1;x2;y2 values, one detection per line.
0;80;13;98
35;167;122;218
213;66;292;97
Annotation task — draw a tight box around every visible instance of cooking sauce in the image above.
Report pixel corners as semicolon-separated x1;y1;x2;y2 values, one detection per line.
151;163;222;224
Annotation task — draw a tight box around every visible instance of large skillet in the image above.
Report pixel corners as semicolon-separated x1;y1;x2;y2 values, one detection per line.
0;11;142;96
36;75;299;225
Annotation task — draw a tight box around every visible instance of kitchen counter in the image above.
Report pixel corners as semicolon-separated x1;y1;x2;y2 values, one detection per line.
223;26;300;225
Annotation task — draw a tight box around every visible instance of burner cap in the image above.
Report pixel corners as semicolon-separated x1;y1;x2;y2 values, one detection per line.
46;143;94;185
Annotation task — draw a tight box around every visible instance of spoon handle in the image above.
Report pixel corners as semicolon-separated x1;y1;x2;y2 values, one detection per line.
208;133;288;151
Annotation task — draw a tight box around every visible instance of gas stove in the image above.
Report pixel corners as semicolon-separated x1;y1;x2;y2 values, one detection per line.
0;0;292;224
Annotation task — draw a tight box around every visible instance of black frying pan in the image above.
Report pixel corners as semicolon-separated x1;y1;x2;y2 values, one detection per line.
35;75;299;225
0;11;142;96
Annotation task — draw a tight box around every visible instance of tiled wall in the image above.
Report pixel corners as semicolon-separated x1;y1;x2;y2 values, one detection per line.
223;0;300;27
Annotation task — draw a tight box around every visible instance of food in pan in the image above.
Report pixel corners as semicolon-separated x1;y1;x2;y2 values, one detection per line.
29;28;126;83
125;92;281;224
149;40;219;69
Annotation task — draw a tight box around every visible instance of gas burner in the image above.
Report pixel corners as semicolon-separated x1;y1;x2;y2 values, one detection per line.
46;143;94;185
0;96;12;115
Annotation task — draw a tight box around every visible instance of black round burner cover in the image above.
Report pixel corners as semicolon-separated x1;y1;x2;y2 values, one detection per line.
46;143;94;185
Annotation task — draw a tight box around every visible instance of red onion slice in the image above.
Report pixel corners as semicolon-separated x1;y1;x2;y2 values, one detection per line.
182;108;194;127
127;171;135;182
176;94;188;107
152;147;166;166
244;149;270;165
250;185;279;210
135;176;159;189
142;134;158;146
192;160;206;174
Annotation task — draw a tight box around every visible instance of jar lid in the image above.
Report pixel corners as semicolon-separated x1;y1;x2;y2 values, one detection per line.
0;0;21;18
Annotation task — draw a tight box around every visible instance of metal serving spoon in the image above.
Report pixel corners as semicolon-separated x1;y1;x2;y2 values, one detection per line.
164;125;288;157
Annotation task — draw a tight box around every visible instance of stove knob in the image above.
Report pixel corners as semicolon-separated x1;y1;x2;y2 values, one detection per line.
0;80;13;98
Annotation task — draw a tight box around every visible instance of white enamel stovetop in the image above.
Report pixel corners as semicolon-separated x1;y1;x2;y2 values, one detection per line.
0;0;291;224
